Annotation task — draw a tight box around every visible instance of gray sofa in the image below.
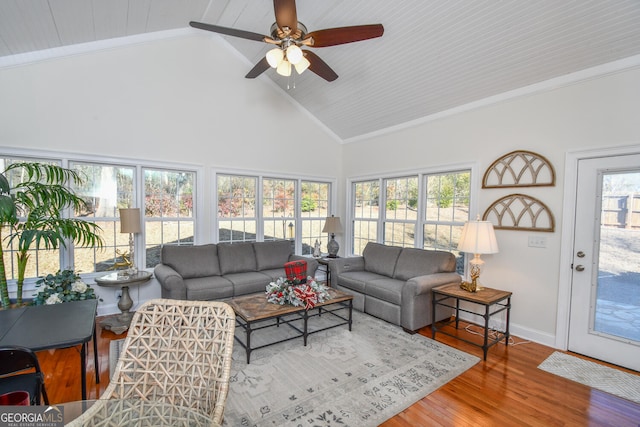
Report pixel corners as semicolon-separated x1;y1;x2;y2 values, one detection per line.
328;242;460;332
154;240;319;300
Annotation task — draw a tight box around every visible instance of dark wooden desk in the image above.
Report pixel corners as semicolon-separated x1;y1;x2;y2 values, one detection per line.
0;299;99;399
431;283;512;360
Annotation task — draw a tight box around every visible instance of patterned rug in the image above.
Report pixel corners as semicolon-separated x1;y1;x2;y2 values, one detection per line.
222;310;479;426
538;351;640;404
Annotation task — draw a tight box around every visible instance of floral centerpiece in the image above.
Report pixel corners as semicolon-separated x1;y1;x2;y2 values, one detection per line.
266;277;331;310
33;269;97;305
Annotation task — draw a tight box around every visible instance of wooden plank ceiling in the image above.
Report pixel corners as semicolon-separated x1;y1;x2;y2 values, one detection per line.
1;0;640;142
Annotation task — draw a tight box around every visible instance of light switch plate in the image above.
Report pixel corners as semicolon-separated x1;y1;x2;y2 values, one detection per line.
528;236;547;248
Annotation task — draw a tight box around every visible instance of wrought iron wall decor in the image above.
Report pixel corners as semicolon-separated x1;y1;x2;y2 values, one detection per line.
482;193;555;232
482;150;555;188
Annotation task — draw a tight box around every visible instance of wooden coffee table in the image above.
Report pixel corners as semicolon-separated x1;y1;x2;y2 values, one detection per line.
227;288;353;363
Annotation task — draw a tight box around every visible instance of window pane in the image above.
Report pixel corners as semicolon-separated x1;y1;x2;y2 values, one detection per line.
70;162;135;273
217;175;257;243
301;181;330;255
353;220;377;255
0;157;62;279
424;170;470;275
354;181;380;219
383;222;416;248
263;178;295;240
144;169;195;268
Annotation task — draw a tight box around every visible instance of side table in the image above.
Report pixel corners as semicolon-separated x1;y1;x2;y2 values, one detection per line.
316;257;333;286
95;271;152;334
431;283;512;360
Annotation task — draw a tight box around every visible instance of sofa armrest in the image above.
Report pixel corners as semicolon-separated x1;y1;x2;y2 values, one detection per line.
154;264;187;299
289;255;320;279
403;272;462;297
327;256;365;287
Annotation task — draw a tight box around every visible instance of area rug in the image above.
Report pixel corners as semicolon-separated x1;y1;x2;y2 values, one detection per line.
538;351;640;404
222;310;479;426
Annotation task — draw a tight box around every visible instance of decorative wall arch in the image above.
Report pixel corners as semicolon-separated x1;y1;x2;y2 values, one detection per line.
483;150;555;188
483;193;555;232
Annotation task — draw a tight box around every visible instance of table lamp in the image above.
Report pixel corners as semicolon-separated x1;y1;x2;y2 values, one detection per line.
457;216;499;292
119;208;141;275
322;215;342;258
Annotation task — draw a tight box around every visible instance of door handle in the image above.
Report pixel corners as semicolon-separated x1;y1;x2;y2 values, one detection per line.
575;265;585;272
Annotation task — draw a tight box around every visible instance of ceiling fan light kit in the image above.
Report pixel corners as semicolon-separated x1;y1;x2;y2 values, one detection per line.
189;0;383;83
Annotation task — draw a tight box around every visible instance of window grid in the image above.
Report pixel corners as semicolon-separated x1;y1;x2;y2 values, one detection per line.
383;176;418;248
217;174;258;242
352;180;381;255
144;168;196;268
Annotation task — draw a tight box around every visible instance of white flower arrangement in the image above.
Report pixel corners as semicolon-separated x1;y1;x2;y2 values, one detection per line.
33;269;97;305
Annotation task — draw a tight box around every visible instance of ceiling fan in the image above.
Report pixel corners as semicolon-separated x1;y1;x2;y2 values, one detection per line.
189;0;384;82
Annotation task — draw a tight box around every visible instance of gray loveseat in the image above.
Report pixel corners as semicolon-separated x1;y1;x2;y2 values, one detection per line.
328;242;460;332
154;240;319;300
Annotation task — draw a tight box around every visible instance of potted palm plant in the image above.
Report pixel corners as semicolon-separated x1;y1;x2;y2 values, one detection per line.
0;162;104;308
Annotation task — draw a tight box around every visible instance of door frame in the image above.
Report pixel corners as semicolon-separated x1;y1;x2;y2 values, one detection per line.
556;143;640;349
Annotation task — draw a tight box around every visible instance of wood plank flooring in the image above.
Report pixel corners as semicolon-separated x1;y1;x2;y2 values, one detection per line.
35;315;640;426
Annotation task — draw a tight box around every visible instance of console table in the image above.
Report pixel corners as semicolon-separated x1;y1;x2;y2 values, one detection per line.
431;283;512;360
95;271;152;334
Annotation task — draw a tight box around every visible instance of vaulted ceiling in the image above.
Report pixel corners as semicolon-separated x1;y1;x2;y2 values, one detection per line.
2;0;640;142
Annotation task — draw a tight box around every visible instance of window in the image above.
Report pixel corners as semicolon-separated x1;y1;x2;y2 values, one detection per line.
144;168;195;268
0;156;61;280
216;173;333;253
263;178;296;242
0;150;200;283
70;161;135;273
352;180;380;255
217;174;257;242
301;181;329;255
423;170;470;273
350;169;471;272
384;176;418;248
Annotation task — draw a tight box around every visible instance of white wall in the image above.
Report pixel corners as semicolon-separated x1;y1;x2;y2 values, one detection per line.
0;33;341;315
342;67;640;345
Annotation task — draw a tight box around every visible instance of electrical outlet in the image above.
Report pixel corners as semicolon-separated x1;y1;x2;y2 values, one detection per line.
528;235;547;248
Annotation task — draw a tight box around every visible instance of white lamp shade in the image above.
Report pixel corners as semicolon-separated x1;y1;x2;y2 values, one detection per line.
294;55;310;74
322;216;342;234
120;208;141;234
276;59;292;76
266;48;284;68
457;219;499;254
286;44;303;64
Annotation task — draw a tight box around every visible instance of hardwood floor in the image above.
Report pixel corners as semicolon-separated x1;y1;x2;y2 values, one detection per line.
36;315;640;426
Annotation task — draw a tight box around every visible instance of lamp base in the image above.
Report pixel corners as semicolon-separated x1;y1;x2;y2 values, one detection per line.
327;234;339;258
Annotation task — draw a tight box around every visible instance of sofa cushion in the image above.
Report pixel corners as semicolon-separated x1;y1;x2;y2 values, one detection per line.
365;277;405;305
217;242;257;274
254;240;292;270
185;276;234;300
259;268;287;281
336;270;388;293
224;271;273;296
362;243;402;277
161;244;220;279
393;248;456;281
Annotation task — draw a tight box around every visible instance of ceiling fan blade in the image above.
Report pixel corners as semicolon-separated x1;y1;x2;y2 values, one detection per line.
245;57;271;79
303;51;338;82
273;0;298;33
304;24;384;47
189;21;271;43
